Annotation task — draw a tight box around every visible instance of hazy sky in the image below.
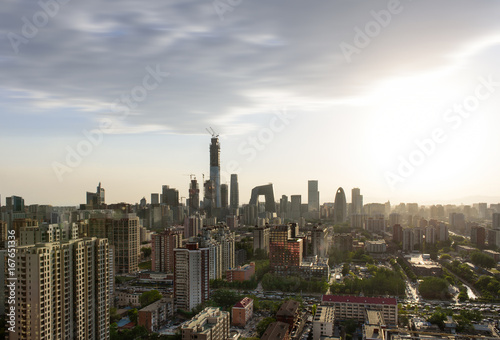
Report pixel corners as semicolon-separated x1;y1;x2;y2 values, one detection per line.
2;0;500;207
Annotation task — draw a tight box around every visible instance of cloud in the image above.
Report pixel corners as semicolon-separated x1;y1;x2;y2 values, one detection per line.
1;0;500;138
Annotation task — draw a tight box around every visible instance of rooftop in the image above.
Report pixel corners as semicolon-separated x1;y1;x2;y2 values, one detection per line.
261;321;290;340
277;300;300;317
234;297;253;309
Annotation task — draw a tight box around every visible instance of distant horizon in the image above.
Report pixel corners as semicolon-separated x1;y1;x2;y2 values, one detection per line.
2;185;500;209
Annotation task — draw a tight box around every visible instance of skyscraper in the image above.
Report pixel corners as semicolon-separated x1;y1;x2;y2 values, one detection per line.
221;184;228;208
308;180;320;213
351;188;363;215
230;174;239;211
161;185;179;206
334;187;347;224
86;183;105;209
189;178;200;213
290;195;302;220
210;136;221;208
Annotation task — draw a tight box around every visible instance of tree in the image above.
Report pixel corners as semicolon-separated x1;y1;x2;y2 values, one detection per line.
110;307;121;323
128;308;138;325
140;290;163;307
440;254;452;261
141;247;152;258
110;323;119;340
210;289;242;310
427;310;447;330
470;252;495;269
342;263;350;276
257;317;276;337
419;277;449;300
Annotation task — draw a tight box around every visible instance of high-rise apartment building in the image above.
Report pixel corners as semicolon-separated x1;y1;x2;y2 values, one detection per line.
12;237;110;340
269;225;303;275
308;180;320;213
449;213;466;233
392;224;403;243
402;228;414;252
253;226;270;255
425;226;436;245
311;226;328;257
230;174;239;211
493;213;500;230
174;243;210;311
471;226;486;247
437;223;449;242
209;136;221;208
184;215;203;239
152;228;183;273
88;214;139;274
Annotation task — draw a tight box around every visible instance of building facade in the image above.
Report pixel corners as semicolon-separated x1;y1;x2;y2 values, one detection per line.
13;237;110;340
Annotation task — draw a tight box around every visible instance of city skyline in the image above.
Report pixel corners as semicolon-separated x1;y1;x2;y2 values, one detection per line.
2;1;500;206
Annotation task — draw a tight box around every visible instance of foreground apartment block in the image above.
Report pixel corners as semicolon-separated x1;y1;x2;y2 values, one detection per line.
12;237;110;340
174;242;210;311
181;307;230;340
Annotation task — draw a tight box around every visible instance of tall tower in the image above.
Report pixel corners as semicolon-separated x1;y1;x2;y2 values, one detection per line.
230;174;239;210
209;135;221;208
334;187;347;224
308;180;319;212
189;178;200;213
221;184;228;208
351;188;363;215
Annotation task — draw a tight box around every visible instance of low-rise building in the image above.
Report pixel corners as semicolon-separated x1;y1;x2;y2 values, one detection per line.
261;321;291;340
181;307;230;340
365;240;387;254
138;297;174;333
402;254;442;277
321;295;397;326
312;306;335;340
226;262;255;282
231;297;253;327
276;300;301;331
116;290;141;308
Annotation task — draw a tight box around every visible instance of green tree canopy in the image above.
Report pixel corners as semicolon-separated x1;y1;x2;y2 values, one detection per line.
470;252;495;269
419;277;449;300
140;290;162;307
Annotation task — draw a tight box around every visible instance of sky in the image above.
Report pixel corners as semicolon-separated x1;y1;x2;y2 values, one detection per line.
2;0;500;207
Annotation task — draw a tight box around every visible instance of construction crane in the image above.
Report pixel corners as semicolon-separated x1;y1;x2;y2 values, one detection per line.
206;127;219;138
182;174;197;180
